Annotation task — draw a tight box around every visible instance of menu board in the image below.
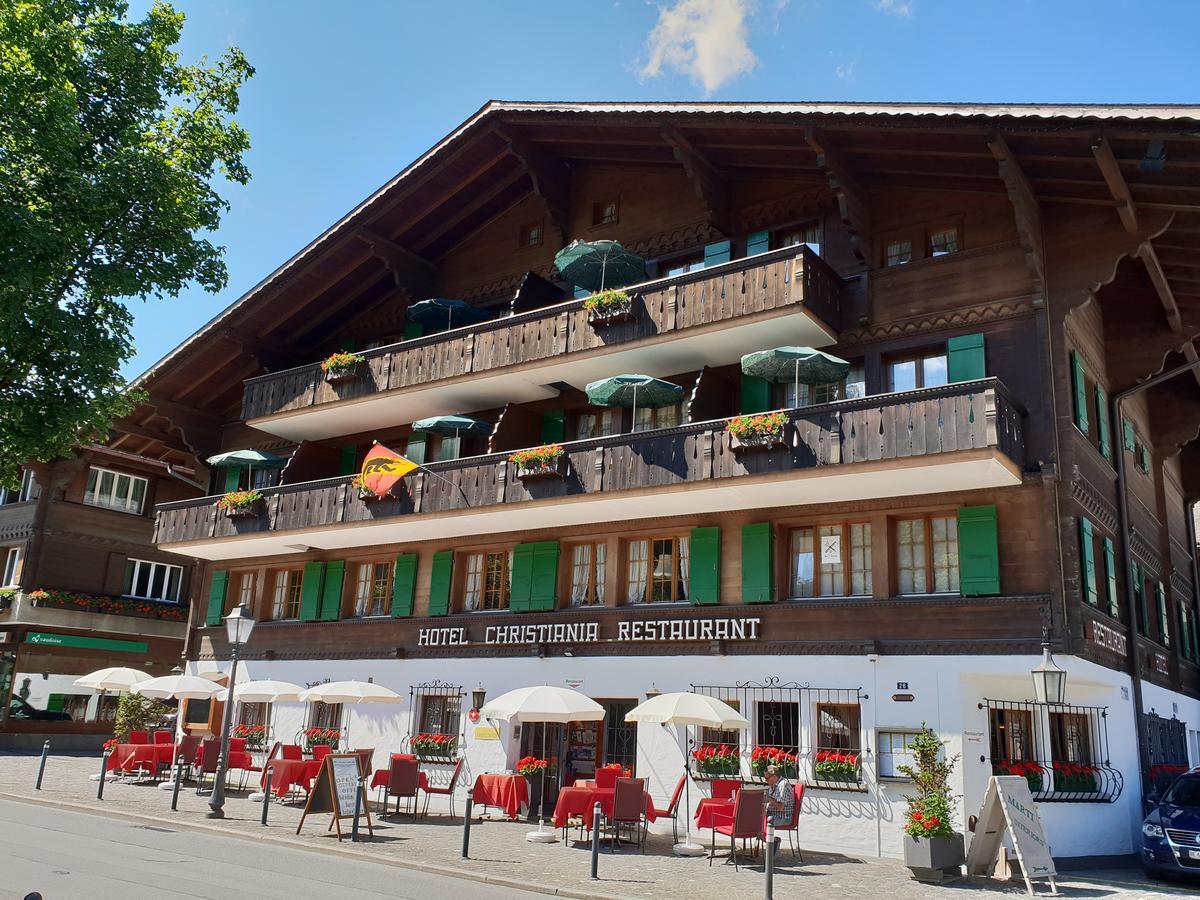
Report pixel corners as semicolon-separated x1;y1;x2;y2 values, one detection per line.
965;776;1057;896
296;754;373;841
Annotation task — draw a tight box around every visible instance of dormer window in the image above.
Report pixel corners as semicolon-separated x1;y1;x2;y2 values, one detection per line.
928;227;960;257
520;222;543;247
885;239;913;268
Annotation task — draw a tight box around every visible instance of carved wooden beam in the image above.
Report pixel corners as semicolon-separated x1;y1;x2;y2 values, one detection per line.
987;134;1045;300
495;126;570;243
662;123;731;236
1137;240;1183;333
354;227;438;293
1091;136;1138;234
805;127;872;265
413;167;529;255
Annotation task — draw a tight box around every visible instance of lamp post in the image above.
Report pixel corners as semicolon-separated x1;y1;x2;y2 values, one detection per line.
1031;631;1067;705
471;685;487;716
207;604;256;819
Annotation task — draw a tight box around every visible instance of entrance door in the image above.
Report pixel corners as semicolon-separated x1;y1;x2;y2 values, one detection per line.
602;699;638;774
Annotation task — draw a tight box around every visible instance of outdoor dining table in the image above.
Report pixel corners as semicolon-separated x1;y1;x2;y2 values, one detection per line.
106;743;175;775
262;758;321;798
552;783;657;830
369;754;428;792
471;773;528;820
694;797;736;830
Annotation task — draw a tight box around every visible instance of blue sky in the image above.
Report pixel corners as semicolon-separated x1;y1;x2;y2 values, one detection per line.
123;0;1197;378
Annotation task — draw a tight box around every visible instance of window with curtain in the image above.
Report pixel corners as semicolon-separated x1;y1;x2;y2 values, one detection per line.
633;403;681;433
418;694;462;736
928;226;960;256
235;572;256;612
84;467;147;514
989;707;1034;762
569;543;605;606
885;239;913;267
270;568;304;620
789;523;871;598
354;561;392;616
779;221;821;257
896;516;959;594
123;559;184;602
628;536;689;603
782;365;866;407
576;409;617;440
465;551;511;611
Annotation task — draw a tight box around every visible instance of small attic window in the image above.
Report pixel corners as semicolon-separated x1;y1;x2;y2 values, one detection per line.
519;222;543;247
593;200;619;226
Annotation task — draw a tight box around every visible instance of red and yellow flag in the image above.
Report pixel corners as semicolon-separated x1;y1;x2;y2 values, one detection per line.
360;443;419;497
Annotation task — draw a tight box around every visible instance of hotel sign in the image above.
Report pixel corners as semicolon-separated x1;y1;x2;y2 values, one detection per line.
1086;620;1127;658
418;616;762;648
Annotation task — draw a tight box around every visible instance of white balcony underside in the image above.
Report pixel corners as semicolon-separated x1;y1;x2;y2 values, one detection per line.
162;449;1021;561
247;307;835;442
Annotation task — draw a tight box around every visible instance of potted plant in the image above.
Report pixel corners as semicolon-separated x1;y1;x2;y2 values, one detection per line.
350;473;388;501
600;761;633;777
728;410;790;451
320;351;365;385
751;746;800;780
517;755;549;821
1052;761;1099;793
234;723;268;751
899;725;964;883
509;444;566;480
413;732;457;761
217;488;263;518
0;587;17;612
993;759;1044;794
814;749;861;785
692;743;740;778
583;289;634;325
304;727;341;752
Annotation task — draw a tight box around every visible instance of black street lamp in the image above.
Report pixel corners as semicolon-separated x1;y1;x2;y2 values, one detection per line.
471;684;487;714
207;604;256;819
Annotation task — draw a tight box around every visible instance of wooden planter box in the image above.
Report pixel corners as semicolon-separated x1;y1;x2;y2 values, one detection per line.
515;456;566;481
324;368;358;386
730;429;788;452
222;501;262;519
586;300;635;326
903;833;964;883
357;488;390;502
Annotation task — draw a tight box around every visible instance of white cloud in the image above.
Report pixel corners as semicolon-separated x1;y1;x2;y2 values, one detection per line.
874;0;913;17
836;59;857;80
641;0;758;94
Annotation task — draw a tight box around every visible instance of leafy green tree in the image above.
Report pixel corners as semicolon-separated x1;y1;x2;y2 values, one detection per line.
0;0;253;484
112;692;172;740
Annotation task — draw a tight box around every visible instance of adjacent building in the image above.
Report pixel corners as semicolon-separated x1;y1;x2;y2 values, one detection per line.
96;101;1200;860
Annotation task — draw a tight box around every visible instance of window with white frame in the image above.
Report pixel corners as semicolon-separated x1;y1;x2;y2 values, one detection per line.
633;403;681;433
878;729;922;778
627;536;689;603
576;409;618;440
353;561;391;617
270;568;304;620
464;550;512;611
123;559;183;602
789;523;871;598
84;467;148;514
2;547;23;587
569;543;606;606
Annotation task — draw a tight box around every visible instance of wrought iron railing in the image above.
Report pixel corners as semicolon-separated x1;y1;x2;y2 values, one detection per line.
1142;711;1190;797
404;680;465;785
691;678;867;791
980;698;1123;803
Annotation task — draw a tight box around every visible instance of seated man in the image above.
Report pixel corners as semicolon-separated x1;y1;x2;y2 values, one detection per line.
764;764;794;853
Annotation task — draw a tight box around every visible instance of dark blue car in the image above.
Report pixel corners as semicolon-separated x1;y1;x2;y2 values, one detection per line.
1143;767;1200;880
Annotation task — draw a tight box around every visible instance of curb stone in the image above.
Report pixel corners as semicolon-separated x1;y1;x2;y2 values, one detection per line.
0;790;626;900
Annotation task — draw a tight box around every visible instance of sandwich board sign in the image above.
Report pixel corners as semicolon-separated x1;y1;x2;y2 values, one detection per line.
296;753;373;841
965;775;1057;895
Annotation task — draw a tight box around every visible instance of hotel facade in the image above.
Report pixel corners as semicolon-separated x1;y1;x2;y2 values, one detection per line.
138;102;1200;861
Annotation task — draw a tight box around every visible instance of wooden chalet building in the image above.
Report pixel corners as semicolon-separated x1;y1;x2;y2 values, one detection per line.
120;100;1200;859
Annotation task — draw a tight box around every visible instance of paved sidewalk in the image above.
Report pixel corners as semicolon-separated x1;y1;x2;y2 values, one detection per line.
0;753;1188;900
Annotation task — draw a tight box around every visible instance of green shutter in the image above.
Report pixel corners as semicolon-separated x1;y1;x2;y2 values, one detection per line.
428;551;453;616
338;446;358;477
947;333;986;383
1156;582;1169;646
406;432;427;464
529;541;560;612
402;322;424;341
1123;419;1136;452
223;467;241;492
298;561;326;621
509;544;535;612
1139;445;1151;474
704;240;732;267
746;230;771;257
1071;350;1089;434
741;523;774;603
739;374;771;414
319;561;344;621
1094;385;1112;461
1078;519;1098;606
541;409;566;444
391;553;418;617
1178;606;1192;661
1133;563;1148;635
688;527;720;605
206;570;229;626
1102;537;1119;618
959;506;1001;596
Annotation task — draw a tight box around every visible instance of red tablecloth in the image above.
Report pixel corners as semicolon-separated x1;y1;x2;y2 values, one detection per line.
262;758;320;797
695;798;735;830
552;785;657;829
370;767;428;792
107;743;173;773
472;774;528;819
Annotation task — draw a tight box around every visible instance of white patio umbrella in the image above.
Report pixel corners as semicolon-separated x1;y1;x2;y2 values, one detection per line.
132;675;224;701
74;667;151;692
625;692;749;856
298;681;404;704
216;679;304;703
481;686;605;842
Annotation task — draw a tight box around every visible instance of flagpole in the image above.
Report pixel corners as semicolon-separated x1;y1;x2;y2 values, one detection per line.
417;463;472;508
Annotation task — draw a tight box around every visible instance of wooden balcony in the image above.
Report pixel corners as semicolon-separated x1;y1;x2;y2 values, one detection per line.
157;379;1025;560
240;245;842;441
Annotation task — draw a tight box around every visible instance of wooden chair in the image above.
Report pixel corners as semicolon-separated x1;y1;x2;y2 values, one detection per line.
649;774;688;843
419;757;464;819
128;730;149;744
604;777;647;852
710;788;765;871
771;784;805;860
386;757;421;816
153;729;174;744
712;778;742;801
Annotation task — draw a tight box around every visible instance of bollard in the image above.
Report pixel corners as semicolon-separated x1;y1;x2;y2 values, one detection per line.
461;798;474;859
261;768;273;826
590;802;602;880
35;740;50;791
351;779;363;842
97;750;110;800
171;754;185;811
765;820;775;900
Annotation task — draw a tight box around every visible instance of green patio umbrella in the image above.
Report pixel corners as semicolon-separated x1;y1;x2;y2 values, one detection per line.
585;374;683;432
407;298;490;332
411;415;493;437
740;346;851;406
553;240;646;292
205;450;288;468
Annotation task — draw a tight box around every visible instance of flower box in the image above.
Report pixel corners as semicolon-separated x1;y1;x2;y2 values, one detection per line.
321;351;365;385
516;457;566;481
509;445;565;481
27;588;187;621
583;290;634;326
217;489;263;518
222;502;261;518
692;744;741;778
412;733;457;760
728;411;790;453
324;370;358;386
750;746;799;780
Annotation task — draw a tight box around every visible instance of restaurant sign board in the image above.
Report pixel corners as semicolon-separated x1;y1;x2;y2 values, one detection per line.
965;775;1057;896
417;615;762;648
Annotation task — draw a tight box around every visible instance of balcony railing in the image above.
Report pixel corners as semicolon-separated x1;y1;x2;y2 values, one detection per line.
158;378;1023;546
240;245;842;421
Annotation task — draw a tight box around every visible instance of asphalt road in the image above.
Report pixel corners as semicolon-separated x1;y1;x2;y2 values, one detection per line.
0;797;540;900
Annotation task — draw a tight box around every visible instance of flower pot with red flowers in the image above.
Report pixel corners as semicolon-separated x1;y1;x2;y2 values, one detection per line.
234;723;268;751
583;289;634;325
691;744;741;778
413;732;457;761
1052;761;1099;794
510;444;566;481
728;411;790;452
217;489;263;518
992;759;1044;794
600;762;633;777
304;727;341;752
899;726;964;883
321;351;365;385
813;749;861;785
517;756;549;821
750;746;799;780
